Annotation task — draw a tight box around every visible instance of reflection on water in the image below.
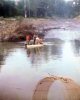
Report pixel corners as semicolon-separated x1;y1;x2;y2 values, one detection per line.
26;44;62;68
72;39;80;56
0;36;80;99
62;41;75;60
0;42;19;67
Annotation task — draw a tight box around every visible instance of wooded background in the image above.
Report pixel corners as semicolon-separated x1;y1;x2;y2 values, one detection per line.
0;0;80;18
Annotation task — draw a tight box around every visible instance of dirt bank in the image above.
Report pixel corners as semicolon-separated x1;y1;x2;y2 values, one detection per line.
0;18;19;42
0;18;57;42
0;17;80;42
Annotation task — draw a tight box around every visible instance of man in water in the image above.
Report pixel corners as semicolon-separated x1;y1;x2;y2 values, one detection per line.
26;34;31;45
33;34;37;44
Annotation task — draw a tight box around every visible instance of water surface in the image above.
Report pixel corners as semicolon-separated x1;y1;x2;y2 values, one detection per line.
0;30;80;100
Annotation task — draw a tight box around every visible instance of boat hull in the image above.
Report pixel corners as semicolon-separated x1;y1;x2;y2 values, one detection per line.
26;44;44;48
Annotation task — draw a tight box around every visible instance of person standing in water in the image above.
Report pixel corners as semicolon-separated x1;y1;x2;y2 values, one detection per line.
33;34;37;44
26;34;31;45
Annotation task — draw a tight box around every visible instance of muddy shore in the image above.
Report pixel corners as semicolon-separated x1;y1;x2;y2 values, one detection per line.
0;17;80;42
0;18;57;42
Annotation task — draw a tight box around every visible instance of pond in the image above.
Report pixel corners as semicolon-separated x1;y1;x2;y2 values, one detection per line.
0;30;80;100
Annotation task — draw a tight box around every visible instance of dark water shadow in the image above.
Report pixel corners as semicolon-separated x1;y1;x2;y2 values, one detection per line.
72;39;80;56
33;76;80;100
0;42;21;68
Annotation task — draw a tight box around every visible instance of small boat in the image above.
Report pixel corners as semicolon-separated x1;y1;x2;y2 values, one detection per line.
26;44;44;49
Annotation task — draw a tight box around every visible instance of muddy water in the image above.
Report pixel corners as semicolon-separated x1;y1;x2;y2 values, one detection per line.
0;30;80;100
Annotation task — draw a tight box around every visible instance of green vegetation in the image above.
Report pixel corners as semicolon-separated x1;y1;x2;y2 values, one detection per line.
0;0;80;18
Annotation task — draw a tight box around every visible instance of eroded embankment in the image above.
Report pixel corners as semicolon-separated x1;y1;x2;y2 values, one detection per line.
0;18;58;42
1;17;80;42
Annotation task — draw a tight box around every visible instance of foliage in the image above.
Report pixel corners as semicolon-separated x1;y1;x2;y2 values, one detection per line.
0;0;80;18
